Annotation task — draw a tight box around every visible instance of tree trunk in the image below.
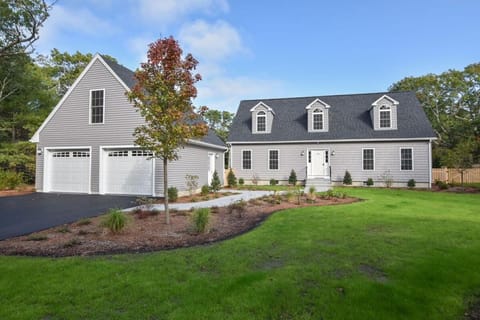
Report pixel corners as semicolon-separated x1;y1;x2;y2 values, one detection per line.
163;157;170;224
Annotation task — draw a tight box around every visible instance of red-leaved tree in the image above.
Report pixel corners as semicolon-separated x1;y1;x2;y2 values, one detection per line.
128;36;208;224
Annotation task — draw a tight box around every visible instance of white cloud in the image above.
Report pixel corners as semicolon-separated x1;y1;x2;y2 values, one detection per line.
179;20;245;62
137;0;229;25
36;4;116;53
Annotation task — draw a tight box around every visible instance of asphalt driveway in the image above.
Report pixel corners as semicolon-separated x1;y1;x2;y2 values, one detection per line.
0;193;137;240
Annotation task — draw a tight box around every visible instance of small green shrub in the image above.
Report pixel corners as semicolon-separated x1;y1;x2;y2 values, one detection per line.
63;238;81;248
201;184;210;196
168;187;178;202
136;196;156;211
102;209;128;234
435;180;449;190
228;199;248;216
288;169;297;186
26;234;48;241
238;178;244;186
227;169;237;187
0;171;24;190
343;171;352;185
407;179;416;188
56;226;71;233
269;178;278;186
309;186;316;195
190;208;211;233
366;178;374;186
77;218;92;226
210;171;221;194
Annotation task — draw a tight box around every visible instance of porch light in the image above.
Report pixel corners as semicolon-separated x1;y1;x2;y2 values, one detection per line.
37;147;42;156
300;151;305;156
331;150;336;156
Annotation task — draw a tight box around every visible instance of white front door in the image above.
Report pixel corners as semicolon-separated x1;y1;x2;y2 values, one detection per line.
207;153;216;185
310;149;329;177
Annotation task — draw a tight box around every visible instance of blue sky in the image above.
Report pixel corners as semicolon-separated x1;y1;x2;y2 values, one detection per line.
36;0;480;112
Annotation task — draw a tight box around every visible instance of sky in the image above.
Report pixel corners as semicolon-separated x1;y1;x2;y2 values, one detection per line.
35;0;480;112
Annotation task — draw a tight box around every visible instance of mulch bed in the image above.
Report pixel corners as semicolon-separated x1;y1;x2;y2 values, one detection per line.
0;186;35;197
0;194;358;257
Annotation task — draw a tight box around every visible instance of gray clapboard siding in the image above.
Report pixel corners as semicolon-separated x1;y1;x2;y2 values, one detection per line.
37;59;144;193
231;141;430;183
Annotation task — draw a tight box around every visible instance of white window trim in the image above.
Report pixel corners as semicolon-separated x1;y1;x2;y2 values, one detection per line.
43;146;92;194
311;108;324;132
362;148;375;171
400;147;414;171
379;105;392;129
241;149;253;170
89;88;106;125
256;111;267;132
268;149;280;171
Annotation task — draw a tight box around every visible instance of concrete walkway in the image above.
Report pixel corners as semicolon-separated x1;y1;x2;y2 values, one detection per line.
124;189;275;212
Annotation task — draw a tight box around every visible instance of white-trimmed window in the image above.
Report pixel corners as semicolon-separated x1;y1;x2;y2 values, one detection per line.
52;151;70;158
379;105;391;128
256;111;266;132
108;150;128;157
362;148;375;170
268;150;279;170
90;89;105;124
400;148;413;170
72;151;90;158
312;108;324;130
242;150;252;170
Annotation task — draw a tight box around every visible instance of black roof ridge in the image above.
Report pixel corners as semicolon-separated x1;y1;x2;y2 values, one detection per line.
239;90;415;103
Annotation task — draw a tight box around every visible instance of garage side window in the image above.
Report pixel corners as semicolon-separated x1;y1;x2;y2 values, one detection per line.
90;89;104;124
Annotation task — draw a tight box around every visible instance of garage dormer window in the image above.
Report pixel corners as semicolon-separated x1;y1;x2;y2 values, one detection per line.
256;111;266;132
379;105;391;128
90;89;105;124
312;108;324;131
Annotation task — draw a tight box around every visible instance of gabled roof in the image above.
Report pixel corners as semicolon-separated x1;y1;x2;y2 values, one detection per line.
371;94;399;106
250;101;275;114
101;55;137;89
228;91;436;143
305;98;330;109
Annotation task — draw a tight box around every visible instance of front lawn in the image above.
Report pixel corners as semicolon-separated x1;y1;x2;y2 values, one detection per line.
1;188;480;319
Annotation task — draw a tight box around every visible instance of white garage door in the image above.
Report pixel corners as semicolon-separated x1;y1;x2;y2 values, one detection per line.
104;149;153;195
48;150;90;193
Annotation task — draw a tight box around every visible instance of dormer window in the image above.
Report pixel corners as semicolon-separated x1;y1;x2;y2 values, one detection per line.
312;108;324;131
256;111;266;132
379;105;391;128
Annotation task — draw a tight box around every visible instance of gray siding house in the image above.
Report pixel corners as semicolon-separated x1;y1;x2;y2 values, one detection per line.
30;54;225;196
227;92;436;188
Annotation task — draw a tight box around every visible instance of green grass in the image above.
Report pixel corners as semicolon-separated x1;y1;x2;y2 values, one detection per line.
1;188;480;319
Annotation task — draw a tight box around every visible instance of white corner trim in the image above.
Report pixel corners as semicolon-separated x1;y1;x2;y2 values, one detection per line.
305;98;331;109
30;54;132;143
249;101;275;114
372;94;399;106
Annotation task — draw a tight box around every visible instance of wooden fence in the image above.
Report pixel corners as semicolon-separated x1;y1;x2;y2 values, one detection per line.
432;167;480;184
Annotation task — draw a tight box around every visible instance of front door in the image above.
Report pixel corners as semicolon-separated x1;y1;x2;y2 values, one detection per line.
310;149;329;177
207;153;216;185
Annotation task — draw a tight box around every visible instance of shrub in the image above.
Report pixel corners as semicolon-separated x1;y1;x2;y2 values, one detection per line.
366;178;374;186
185;174;199;196
190;208;210;233
0;171;24;190
210;170;221;194
227;169;237;187
102;208;128;234
251;173;259;185
380;171;394;188
288;169;297;186
56;226;71;233
238;178;244;186
343;171;352;185
136;196;156;211
63;238;81;248
407;179;416;188
168;187;178;202
269;178;278;186
228;199;248;217
201;184;210;196
435;180;449;190
26;234;48;241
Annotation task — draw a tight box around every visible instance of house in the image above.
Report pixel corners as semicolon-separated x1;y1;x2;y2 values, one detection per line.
227;92;436;189
30;54;226;196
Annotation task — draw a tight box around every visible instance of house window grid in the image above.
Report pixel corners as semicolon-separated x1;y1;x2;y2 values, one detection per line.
90;89;105;124
52;151;70;158
312;108;324;131
256;111;266;132
268;149;279;170
362;148;375;171
379;105;391;128
241;150;252;170
400;148;413;171
132;150;153;157
72;151;90;158
108;150;128;157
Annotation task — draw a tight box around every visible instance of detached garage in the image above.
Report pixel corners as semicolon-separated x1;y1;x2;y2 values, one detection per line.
101;148;154;195
44;149;91;193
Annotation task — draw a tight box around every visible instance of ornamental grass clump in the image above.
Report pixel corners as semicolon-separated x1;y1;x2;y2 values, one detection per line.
190;208;211;233
102;208;128;234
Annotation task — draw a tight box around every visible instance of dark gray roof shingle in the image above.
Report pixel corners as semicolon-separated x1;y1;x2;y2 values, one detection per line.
228;91;436;142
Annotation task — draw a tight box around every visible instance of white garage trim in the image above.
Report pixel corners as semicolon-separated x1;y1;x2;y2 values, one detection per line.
99;145;155;196
43;146;92;194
